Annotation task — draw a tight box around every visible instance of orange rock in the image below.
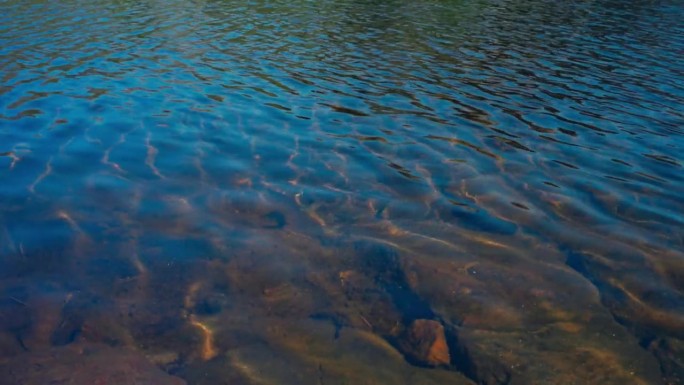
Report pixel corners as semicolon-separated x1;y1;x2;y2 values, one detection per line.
402;319;450;367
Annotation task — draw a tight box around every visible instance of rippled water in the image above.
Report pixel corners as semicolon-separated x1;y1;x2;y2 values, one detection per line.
1;0;683;384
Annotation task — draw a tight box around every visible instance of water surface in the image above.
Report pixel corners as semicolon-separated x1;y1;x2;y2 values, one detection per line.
1;0;683;384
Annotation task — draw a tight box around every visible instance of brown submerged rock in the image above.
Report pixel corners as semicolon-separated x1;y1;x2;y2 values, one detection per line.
378;228;666;385
0;343;186;385
400;319;450;367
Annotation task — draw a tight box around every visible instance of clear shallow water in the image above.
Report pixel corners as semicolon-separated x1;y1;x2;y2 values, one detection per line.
0;0;683;383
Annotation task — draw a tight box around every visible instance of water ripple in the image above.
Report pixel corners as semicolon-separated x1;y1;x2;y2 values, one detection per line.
1;0;683;384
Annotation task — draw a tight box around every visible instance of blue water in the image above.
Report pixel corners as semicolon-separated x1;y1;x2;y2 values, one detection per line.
1;0;683;384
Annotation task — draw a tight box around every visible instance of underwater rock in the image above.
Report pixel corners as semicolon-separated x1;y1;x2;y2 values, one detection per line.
398;245;665;385
453;322;663;385
336;268;405;334
0;343;186;385
350;240;434;321
400;319;450;367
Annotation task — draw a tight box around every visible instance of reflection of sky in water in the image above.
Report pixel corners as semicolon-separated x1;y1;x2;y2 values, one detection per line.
0;0;683;384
